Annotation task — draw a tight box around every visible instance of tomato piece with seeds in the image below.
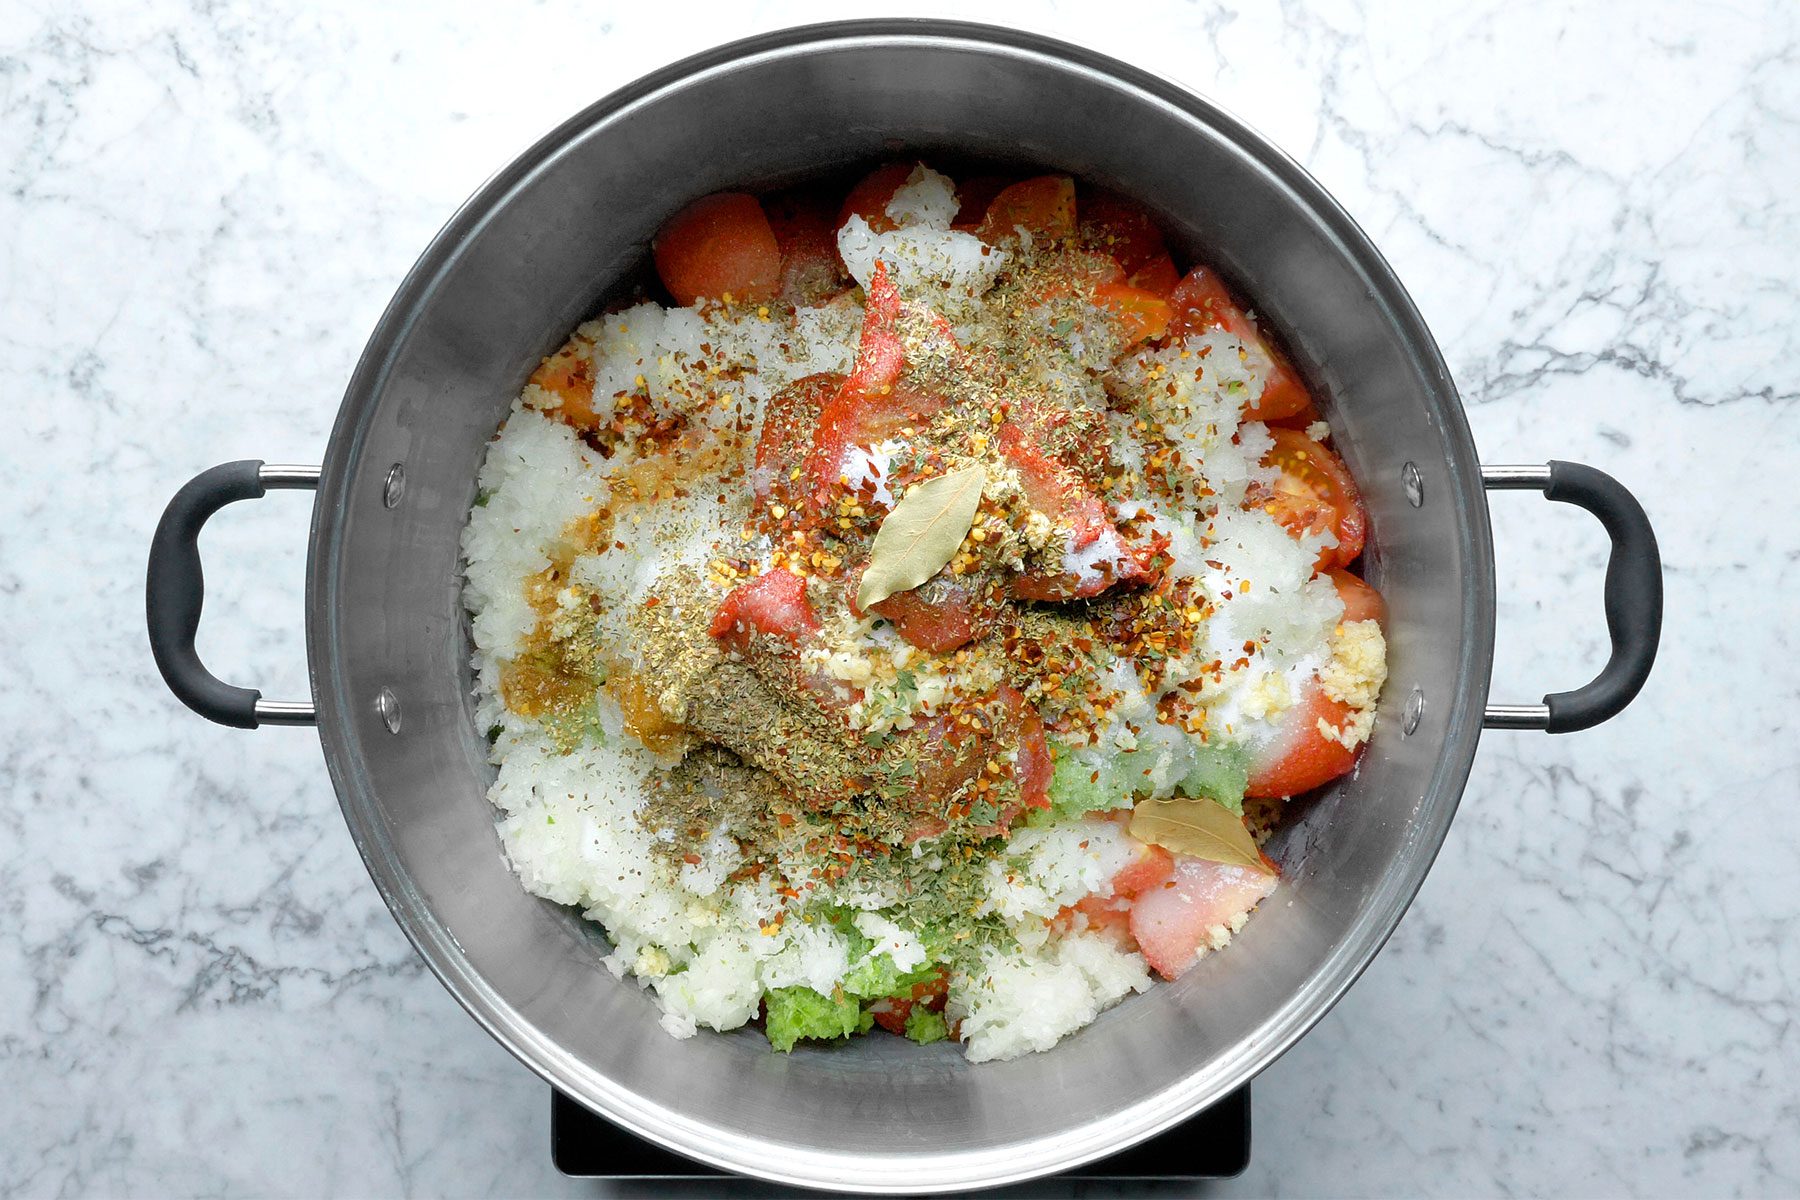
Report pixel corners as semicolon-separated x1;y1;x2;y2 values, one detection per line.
1169;265;1312;421
1254;428;1367;572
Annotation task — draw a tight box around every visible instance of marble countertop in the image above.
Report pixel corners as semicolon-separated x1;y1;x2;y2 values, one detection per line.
3;0;1796;1195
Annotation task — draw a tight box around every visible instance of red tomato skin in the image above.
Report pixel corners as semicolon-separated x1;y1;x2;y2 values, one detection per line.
978;176;1077;244
1001;419;1164;600
1258;428;1368;572
1244;683;1362;799
870;1003;911;1035
755;372;843;499
1329;569;1386;627
868;587;980;653
1013;700;1054;809
837;162;916;234
709;570;819;653
998;423;1109;550
951;173;1016;229
652;192;781;307
806;262;950;496
1127;253;1180;299
1334;501;1367;570
1077;188;1167;276
846;565;987;654
764;186;846;305
1168;266;1312;421
803;262;918;491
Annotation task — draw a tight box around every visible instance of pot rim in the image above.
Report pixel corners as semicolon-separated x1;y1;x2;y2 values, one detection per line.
305;18;1495;1192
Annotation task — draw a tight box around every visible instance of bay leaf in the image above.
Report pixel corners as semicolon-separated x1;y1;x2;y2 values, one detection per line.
856;464;987;610
1128;795;1272;874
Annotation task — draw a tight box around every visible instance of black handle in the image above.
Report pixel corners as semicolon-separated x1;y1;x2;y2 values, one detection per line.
1485;461;1662;733
146;460;317;729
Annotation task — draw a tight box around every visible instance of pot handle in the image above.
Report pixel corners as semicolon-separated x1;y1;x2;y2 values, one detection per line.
1482;462;1661;733
146;460;320;729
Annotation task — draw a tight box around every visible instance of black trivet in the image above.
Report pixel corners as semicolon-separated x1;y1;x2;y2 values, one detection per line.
551;1084;1249;1180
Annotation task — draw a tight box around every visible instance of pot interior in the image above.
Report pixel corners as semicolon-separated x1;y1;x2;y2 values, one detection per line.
308;23;1493;1192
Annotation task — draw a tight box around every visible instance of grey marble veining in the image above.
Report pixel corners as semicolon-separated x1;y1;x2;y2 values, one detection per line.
2;0;1796;1196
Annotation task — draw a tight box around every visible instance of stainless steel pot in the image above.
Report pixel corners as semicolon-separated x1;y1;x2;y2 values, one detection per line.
144;21;1661;1192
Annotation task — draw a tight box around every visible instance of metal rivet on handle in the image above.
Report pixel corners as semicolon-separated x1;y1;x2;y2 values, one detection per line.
375;687;402;734
1401;462;1424;508
383;464;406;509
1401;687;1425;735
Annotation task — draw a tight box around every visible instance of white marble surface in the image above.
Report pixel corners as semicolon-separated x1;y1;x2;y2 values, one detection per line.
3;0;1796;1195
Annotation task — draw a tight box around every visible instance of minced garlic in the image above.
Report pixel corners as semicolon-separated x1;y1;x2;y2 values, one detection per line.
1315;617;1386;750
1239;669;1293;723
633;945;673;978
1319;619;1387;713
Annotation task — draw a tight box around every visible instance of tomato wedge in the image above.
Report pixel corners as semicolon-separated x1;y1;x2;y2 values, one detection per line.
999;422;1109;548
978;175;1077;245
1169;266;1312;421
1077;188;1167;277
837;162;916;234
755;372;843;499
1255;428;1367;572
951;173;1016;230
709;569;819;654
1244;681;1361;799
1092;281;1172;347
1130;855;1279;979
763;186;846;305
1012;697;1053;810
804;262;944;492
1001;420;1159;602
1127;252;1180;299
1328;569;1386;627
652;192;781;307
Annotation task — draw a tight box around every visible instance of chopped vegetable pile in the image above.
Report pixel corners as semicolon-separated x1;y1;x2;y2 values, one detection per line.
461;161;1389;1061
